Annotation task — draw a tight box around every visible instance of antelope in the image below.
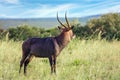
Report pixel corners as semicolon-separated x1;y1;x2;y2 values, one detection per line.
19;13;75;75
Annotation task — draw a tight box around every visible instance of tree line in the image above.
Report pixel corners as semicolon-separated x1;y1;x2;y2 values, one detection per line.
0;13;120;41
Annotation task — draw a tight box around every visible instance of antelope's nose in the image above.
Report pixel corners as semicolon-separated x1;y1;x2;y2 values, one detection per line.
72;34;76;39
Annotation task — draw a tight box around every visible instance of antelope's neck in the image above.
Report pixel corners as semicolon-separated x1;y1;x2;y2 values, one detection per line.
55;32;70;51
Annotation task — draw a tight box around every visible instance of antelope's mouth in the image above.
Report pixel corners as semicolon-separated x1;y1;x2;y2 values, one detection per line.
72;34;76;39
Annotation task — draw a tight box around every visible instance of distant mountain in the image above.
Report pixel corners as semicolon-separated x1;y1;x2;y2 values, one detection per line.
0;14;101;29
79;14;101;24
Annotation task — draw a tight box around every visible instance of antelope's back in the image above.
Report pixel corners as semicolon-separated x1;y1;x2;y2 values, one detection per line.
28;37;56;57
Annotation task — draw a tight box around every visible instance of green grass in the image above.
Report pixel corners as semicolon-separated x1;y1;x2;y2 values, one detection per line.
0;39;120;80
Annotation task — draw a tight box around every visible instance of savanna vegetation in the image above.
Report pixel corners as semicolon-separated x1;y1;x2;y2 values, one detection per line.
0;13;120;41
0;39;120;80
0;13;120;80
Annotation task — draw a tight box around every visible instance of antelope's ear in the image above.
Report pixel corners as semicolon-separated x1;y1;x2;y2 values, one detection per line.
71;25;74;29
58;26;64;31
58;26;61;30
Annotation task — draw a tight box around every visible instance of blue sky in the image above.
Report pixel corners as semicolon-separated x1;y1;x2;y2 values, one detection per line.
0;0;120;18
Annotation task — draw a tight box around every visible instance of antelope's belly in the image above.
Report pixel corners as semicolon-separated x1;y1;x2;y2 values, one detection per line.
30;50;53;57
30;44;54;57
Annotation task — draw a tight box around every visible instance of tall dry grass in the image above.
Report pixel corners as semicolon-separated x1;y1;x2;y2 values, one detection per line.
0;39;120;80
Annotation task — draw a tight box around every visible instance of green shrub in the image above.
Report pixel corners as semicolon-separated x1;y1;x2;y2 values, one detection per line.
86;13;120;40
7;25;60;41
1;13;120;41
8;25;45;41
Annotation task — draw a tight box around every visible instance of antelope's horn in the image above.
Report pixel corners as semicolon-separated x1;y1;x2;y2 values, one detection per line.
57;12;67;28
65;12;70;28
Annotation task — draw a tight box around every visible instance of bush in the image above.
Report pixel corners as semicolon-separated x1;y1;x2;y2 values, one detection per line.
8;25;45;41
1;13;120;41
73;24;91;39
86;13;120;40
7;25;60;41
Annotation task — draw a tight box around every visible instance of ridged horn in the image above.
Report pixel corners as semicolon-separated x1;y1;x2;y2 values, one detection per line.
65;12;70;28
57;12;67;28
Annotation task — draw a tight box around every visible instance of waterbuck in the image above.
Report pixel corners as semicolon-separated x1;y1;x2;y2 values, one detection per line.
19;13;75;75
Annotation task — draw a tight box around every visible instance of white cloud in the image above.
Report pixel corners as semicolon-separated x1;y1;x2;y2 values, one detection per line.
0;0;19;4
74;1;120;17
19;4;78;18
0;0;120;18
105;5;120;12
0;14;16;18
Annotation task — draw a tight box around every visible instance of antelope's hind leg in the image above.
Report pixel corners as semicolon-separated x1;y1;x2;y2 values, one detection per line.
24;54;34;75
19;54;28;74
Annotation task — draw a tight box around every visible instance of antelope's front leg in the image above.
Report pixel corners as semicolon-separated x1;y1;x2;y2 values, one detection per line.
49;56;54;73
49;55;56;74
53;56;56;74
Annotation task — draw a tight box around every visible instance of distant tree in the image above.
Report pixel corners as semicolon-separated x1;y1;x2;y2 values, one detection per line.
86;13;120;40
8;25;44;41
7;25;60;41
72;20;91;39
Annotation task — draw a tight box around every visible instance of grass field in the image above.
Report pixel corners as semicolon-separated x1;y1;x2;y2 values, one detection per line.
0;39;120;80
